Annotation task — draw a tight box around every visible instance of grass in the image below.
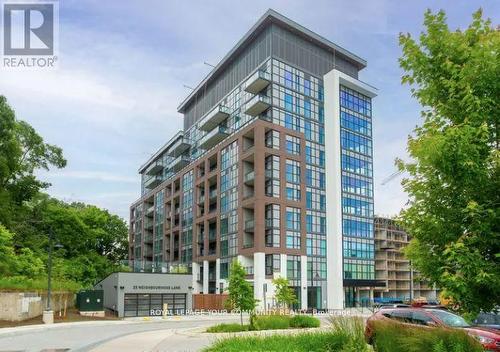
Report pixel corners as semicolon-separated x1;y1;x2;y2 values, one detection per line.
207;323;249;333
290;315;321;328
371;320;483;352
206;314;321;333
204;331;349;352
0;276;81;292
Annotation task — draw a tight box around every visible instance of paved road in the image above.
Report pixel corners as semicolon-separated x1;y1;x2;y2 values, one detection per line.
0;314;335;352
0;316;242;352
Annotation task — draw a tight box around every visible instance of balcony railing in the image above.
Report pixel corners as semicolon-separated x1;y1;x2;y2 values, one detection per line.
244;170;255;185
144;175;162;189
244;219;255;232
145;160;164;176
198;105;231;132
244;70;271;94
169;154;190;172
167;135;191;157
199;126;230;150
245;94;271;116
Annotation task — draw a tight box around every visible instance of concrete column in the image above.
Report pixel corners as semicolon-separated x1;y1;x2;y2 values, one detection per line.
191;262;201;293
280;254;287;278
215;258;221;294
254;252;265;311
300;255;308;310
203;260;209;294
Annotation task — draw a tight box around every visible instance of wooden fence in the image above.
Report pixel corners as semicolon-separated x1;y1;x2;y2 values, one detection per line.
192;294;229;310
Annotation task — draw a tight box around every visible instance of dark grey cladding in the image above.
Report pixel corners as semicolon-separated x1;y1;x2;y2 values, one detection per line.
179;9;365;131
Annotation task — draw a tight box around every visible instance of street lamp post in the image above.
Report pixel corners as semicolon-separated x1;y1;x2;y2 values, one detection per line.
43;227;62;324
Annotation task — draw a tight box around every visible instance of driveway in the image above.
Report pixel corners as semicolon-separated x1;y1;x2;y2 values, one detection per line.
0;315;242;352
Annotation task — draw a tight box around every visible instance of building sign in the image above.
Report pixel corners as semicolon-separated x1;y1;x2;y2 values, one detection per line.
131;285;181;290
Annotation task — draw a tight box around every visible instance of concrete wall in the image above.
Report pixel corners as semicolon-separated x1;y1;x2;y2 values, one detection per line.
0;291;75;322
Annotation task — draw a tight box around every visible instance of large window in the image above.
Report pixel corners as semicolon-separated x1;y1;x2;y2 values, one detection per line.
286;135;301;155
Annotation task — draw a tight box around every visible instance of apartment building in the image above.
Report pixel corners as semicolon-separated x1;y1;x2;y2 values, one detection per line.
374;217;438;303
129;9;380;310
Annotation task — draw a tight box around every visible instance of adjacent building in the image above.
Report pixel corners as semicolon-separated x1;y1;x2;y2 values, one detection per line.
374;217;438;303
129;9;380;311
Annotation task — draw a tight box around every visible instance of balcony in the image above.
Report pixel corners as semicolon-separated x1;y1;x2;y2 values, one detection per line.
145;205;154;217
245;94;271;116
209;188;217;200
169;154;190;172
197;194;205;205
144;217;154;229
243;240;254;249
144;175;162;189
244;219;255;232
244;70;271;94
167;135;191;157
145;160;164;175
144;234;153;244
208;230;216;241
244;170;255;185
199;126;230;150
198;105;230;132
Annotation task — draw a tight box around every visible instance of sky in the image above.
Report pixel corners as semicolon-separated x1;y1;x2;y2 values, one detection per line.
1;0;498;220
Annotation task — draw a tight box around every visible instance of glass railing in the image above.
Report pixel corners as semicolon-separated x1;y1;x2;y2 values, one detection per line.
244;170;255;183
244;219;255;231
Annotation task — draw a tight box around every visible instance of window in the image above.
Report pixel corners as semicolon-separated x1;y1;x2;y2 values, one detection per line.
284;94;293;111
286;160;300;183
286;135;300;155
341;130;372;156
284;70;293;88
286;207;301;231
265;254;281;275
304;100;311;118
265;130;280;149
286;231;300;249
287;255;301;279
342;197;373;217
304;79;311;96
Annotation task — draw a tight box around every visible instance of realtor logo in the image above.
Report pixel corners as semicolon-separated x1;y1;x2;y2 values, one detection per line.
1;1;59;69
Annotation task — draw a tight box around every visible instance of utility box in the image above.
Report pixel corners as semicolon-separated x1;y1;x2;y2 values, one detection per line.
77;290;104;317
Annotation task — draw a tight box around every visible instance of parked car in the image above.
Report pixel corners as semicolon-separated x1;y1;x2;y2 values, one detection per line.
474;312;500;331
365;308;500;351
378;304;411;309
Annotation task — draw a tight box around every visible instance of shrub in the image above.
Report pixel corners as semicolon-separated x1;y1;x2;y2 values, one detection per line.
253;314;290;330
206;323;249;333
204;331;351;352
289;315;320;328
372;320;483;352
329;316;369;352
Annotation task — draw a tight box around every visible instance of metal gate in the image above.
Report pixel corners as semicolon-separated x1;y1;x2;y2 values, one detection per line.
124;293;187;317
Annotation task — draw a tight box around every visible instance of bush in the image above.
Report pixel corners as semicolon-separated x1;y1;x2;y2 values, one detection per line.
372;320;483;352
206;323;249;333
289;315;320;328
253;314;290;330
204;331;350;352
329;316;370;352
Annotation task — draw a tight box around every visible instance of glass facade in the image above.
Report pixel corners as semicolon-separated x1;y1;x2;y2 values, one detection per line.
339;86;375;286
269;59;327;308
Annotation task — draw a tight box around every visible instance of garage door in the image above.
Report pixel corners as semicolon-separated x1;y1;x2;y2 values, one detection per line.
124;293;187;317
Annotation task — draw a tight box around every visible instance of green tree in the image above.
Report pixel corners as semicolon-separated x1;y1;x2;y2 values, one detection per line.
0;96;66;226
0;224;17;275
227;260;257;325
272;277;297;310
397;9;500;315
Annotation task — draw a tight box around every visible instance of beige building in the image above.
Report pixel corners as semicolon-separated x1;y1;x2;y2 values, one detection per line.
373;217;438;303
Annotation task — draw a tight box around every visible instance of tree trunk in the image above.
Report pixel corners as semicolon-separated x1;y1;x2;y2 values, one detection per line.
240;311;243;325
